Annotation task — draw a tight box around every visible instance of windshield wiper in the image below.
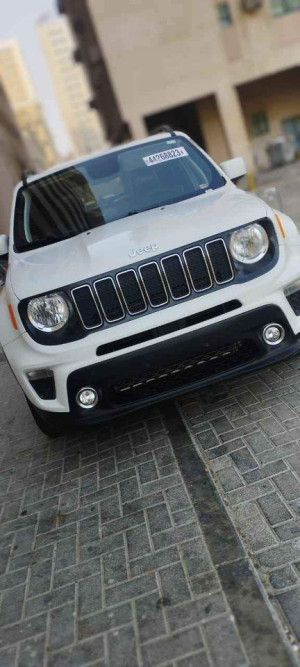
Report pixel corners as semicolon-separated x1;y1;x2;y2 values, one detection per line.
126;188;216;218
16;237;68;252
16;231;83;252
126;205;161;217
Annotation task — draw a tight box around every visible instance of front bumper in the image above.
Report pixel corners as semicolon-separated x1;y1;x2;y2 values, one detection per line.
64;304;300;425
5;244;300;421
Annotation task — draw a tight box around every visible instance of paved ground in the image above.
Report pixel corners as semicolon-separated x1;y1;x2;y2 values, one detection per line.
0;349;300;666
178;360;300;662
1;162;300;666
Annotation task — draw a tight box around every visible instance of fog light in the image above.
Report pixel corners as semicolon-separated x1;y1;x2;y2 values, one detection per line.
262;323;285;346
76;387;98;409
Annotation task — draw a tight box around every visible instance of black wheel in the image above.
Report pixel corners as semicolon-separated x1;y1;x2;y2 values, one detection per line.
26;399;69;437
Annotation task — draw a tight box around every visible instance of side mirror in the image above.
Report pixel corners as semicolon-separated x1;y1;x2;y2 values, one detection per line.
220;157;246;182
0;235;9;257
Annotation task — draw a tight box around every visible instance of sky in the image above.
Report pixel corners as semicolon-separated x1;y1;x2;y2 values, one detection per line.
0;0;72;155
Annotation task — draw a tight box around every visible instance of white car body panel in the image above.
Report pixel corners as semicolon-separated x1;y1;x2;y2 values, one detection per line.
9;187;268;301
2;132;300;427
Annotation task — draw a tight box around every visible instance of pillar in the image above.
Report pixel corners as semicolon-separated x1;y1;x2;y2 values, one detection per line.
216;85;255;188
129;115;147;140
198;97;230;164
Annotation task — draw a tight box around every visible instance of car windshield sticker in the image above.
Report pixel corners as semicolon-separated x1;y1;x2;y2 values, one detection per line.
143;146;188;166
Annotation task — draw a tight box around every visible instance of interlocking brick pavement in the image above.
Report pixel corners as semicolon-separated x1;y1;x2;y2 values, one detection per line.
178;353;300;659
0;352;298;666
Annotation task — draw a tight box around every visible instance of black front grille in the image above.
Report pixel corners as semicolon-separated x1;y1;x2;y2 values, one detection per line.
206;239;233;283
71;236;235;329
113;339;258;403
94;278;124;322
117;270;146;315
72;285;102;329
139;262;168;307
161;254;190;299
184;247;212;291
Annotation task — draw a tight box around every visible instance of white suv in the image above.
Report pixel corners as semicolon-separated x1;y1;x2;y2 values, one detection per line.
1;130;300;436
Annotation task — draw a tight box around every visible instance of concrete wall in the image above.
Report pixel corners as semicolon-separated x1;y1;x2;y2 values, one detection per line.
0;40;56;172
197;96;229;164
239;68;300;170
62;0;300;174
86;3;300;105
80;2;290;172
0;85;30;234
38;17;105;157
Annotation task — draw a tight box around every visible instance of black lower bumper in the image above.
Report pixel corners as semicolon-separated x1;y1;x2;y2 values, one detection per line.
67;305;300;425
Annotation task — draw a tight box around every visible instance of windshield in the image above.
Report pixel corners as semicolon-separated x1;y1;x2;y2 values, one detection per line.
14;136;224;252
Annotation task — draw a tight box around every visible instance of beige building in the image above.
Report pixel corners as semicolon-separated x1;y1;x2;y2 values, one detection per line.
0;82;30;233
38;16;105;158
0;40;56;172
59;0;300;176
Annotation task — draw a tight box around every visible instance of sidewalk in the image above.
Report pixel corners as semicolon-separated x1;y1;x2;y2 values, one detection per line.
178;353;300;664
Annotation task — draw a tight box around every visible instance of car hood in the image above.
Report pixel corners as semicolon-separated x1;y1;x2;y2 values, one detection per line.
10;187;267;300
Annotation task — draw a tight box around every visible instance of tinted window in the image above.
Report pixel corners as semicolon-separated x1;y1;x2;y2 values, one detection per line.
14;137;224;252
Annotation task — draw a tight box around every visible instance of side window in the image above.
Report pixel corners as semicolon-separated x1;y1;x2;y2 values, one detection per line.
251;112;270;137
14;191;26;248
270;0;300;15
217;2;233;27
282;116;300;149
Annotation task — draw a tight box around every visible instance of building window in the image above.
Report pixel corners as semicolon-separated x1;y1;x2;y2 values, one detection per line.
282;116;300;148
217;2;233;27
270;0;300;16
251;112;270;136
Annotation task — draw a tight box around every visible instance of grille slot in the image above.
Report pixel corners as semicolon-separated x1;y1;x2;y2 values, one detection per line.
139;262;168;307
117;269;147;315
94;277;124;322
114;340;258;403
161;254;190;300
183;247;212;292
206;239;234;284
72;285;102;329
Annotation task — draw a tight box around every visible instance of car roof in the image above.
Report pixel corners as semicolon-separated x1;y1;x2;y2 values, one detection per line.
23;130;189;186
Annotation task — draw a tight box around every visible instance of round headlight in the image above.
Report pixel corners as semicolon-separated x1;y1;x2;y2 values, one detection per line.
230;223;269;264
27;293;69;332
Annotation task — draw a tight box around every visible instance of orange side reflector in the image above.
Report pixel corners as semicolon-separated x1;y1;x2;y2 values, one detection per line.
275;213;285;238
8;304;18;330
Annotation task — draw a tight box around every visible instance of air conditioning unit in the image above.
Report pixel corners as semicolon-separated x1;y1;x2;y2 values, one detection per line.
241;0;263;11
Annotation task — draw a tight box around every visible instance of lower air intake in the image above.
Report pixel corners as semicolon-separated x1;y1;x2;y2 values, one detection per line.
113;339;258;403
286;290;300;316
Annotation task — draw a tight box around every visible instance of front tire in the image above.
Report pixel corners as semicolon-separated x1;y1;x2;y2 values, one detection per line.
26;399;69;437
